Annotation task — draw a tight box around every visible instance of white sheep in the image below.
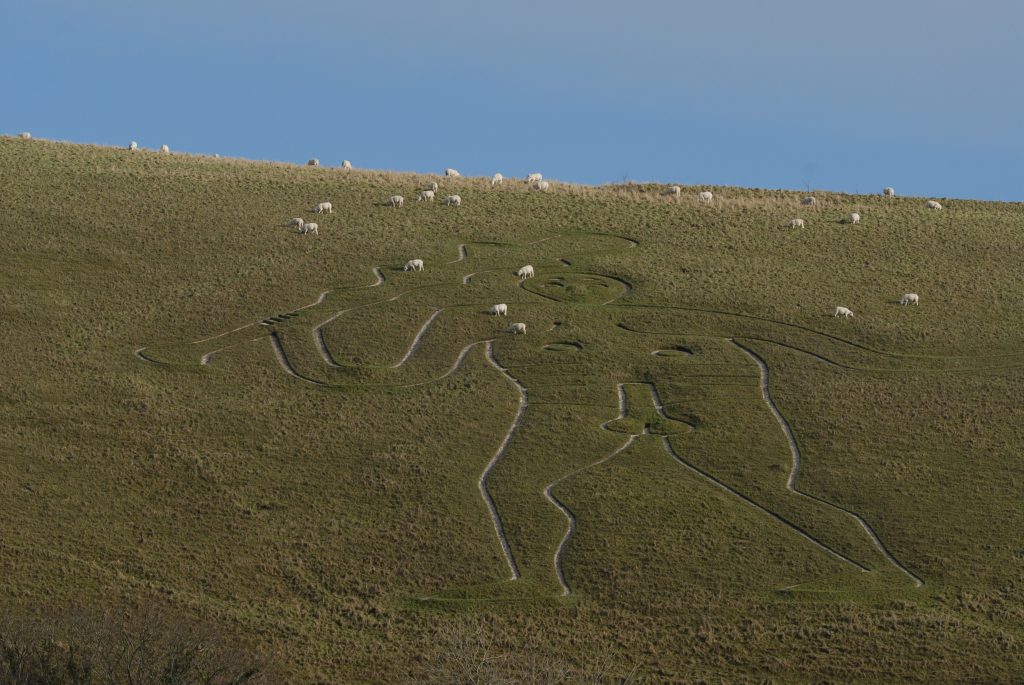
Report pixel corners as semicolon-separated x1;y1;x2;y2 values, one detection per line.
418;190;435;202
900;293;920;306
445;168;460;177
404;259;424;272
517;265;535;280
788;218;806;228
387;195;405;208
884;187;896;197
926;200;942;210
301;222;319;235
491;173;503;186
834;306;853;318
510;322;527;335
19;132;31;140
698;191;714;204
427;181;439;192
490;303;508;316
342;160;353;169
847;212;861;224
666;185;682;196
308;158;319;167
443;195;462;207
532;181;550;191
128;141;138;151
801;196;817;206
526;173;543;183
160;144;170;154
287;217;305;229
314;202;333;214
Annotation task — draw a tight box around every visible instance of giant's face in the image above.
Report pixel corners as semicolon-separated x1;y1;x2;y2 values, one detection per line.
522;273;629;305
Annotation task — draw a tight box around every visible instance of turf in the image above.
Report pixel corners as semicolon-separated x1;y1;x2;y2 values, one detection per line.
3;136;1024;683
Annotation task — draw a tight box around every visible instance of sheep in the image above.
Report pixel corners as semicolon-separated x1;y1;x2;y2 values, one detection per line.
128;141;138;151
532;181;550;191
847;212;861;224
788;218;806;228
510;322;527;335
490;303;508;316
418;190;435;202
900;293;920;306
834;306;853;318
491;173;503;186
19;132;31;140
160;144;170;154
404;259;424;272
444;168;460;177
314;202;333;214
308;158;319;167
666;185;682;197
301;222;319;235
341;160;353;169
926;200;942;210
801;196;817;206
517;265;535;280
526;173;543;183
698;191;714;204
443;195;462;207
426;181;439;192
287;217;305;229
884;187;896;197
387;195;405;208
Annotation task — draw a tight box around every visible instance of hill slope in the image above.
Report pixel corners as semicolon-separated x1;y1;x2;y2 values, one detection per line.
3;137;1024;682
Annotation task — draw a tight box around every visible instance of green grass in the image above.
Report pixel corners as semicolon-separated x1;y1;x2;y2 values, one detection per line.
3;136;1024;683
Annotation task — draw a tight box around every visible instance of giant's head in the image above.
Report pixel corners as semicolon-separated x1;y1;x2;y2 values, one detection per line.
521;272;629;305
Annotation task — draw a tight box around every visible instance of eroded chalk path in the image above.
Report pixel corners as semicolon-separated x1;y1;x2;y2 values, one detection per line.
731;339;924;587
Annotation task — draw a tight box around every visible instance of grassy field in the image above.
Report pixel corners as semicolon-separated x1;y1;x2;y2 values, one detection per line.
3;136;1024;683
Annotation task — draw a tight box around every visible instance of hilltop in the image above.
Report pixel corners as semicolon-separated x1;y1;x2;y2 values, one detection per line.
3;137;1024;683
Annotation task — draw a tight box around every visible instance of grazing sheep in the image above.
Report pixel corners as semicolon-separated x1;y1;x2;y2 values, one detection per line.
510;322;527;335
517;265;535;280
387;195;405;208
314;202;333;214
526;173;543;183
491;173;503;186
160;144;170;154
532;181;550;191
834;306;854;318
901;293;920;306
490;303;508;316
847;212;861;224
788;218;806;228
698;191;714;204
19;132;31;140
445;168;460;177
128;141;138;151
341;160;353;169
418;190;435;202
308;158;319;167
443;195;462;207
884;187;896;197
404;259;425;272
926;200;943;210
287;217;305;229
666;185;682;196
427;181;439;192
301;222;319;235
801;196;817;206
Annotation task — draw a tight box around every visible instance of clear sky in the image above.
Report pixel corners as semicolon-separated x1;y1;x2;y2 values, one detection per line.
5;1;1022;200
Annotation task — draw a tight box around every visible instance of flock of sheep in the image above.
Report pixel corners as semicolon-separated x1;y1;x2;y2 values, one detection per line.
12;133;940;327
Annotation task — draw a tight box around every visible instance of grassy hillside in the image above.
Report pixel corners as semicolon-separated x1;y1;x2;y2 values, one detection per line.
3;136;1024;683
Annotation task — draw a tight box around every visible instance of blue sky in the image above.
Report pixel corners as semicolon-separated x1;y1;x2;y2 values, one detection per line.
5;1;1023;200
